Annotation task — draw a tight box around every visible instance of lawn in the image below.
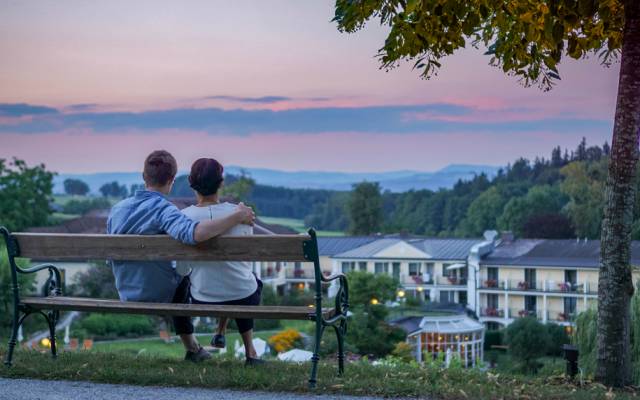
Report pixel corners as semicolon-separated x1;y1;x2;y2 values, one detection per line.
0;345;634;399
258;216;345;237
92;331;280;358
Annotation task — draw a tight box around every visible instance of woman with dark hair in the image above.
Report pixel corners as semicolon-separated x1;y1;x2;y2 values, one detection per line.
178;158;264;365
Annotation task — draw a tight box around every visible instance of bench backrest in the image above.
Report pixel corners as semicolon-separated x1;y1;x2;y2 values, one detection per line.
10;233;316;262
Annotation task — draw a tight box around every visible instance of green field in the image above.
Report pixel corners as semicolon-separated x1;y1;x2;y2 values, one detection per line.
258;216;345;237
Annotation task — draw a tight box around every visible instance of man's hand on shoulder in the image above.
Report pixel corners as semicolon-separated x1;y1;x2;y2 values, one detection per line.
235;202;256;226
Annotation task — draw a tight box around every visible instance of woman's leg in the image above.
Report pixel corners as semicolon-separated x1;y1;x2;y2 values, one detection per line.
216;317;229;335
239;326;257;359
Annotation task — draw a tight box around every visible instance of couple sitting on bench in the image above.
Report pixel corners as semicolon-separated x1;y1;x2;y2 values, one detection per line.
108;150;262;364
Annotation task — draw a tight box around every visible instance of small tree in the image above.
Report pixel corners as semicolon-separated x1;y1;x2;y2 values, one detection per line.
504;317;550;372
348;181;383;235
347;270;399;308
63;178;90;196
99;181;128;198
0;158;55;231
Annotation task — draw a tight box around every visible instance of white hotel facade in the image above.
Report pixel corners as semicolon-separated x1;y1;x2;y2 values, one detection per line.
265;232;640;330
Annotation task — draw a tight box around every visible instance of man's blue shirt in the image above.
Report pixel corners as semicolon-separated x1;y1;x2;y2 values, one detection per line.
107;190;198;303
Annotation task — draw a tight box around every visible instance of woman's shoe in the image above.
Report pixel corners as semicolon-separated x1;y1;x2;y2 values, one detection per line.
211;334;226;348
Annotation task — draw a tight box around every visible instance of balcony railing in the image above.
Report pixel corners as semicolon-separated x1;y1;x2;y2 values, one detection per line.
479;307;505;318
403;274;434;285
479;279;597;294
285;268;314;280
510;308;544;320
436;276;468;286
548;311;578;323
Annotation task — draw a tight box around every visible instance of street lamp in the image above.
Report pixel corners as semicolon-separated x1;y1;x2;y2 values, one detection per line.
370;298;379;305
397;290;406;298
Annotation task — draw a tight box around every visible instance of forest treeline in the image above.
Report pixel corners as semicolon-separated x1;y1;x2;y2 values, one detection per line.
171;138;631;239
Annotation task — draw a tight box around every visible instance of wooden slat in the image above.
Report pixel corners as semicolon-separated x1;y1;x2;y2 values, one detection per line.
22;297;334;321
13;233;311;262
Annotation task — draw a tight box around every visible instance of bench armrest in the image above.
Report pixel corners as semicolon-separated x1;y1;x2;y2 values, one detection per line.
18;263;63;297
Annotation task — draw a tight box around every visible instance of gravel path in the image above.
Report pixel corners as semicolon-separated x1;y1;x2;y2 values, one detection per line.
0;378;381;400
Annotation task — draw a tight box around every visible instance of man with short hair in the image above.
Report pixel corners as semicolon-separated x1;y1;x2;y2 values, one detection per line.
107;150;255;362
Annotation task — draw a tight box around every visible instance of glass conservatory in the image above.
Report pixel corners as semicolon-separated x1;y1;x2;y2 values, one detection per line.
404;314;485;367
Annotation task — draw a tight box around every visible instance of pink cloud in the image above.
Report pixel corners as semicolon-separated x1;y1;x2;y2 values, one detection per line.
0;128;612;175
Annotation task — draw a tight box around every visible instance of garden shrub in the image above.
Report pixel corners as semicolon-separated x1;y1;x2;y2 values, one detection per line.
483;329;503;351
504;317;549;373
391;341;414;362
545;323;570;356
268;328;304;353
77;313;155;339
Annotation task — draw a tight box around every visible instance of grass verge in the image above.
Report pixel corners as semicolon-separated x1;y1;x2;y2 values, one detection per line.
0;346;636;399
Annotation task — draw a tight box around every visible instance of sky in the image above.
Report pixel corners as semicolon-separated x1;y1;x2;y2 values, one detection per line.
0;0;621;174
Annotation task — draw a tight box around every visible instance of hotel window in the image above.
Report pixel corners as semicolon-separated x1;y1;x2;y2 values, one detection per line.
442;263;452;277
424;262;435;283
524;268;537;289
392;262;401;280
358;261;367;271
341;261;355;273
374;262;389;274
564;297;577;315
440;290;455;303
487;293;499;309
487;267;498;281
524;295;537;312
409;262;421;276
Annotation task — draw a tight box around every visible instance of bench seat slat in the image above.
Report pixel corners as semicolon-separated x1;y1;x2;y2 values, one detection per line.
13;233;311;262
22;297;333;321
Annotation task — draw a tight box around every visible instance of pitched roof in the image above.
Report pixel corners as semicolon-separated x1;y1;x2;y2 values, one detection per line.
481;238;640;268
332;237;483;260
316;236;378;256
412;238;483;260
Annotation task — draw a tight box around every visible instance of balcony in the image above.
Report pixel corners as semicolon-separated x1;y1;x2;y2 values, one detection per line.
510;308;544;320
479;307;505;318
478;279;598;295
479;279;505;290
403;274;434;285
436;275;468;286
548;311;578;323
285;268;314;280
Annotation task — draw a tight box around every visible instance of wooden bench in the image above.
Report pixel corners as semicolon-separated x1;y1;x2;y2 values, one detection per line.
0;227;349;388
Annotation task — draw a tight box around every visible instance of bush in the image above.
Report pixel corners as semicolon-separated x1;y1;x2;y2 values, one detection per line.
404;295;422;307
484;329;503;351
347;305;407;358
391;341;414;362
268;329;304;353
504;317;549;373
77;313;155;339
545;323;570;356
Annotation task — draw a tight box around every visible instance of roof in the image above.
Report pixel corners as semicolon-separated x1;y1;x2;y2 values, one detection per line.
481;238;640;268
316;236;378;256
392;314;484;335
333;237;483;260
412;238;483;260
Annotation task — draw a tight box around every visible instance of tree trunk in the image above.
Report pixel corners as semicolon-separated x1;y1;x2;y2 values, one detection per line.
596;0;640;387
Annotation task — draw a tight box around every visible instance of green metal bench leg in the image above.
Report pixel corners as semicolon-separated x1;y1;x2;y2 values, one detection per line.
4;311;20;367
334;324;345;376
308;322;324;389
47;312;58;359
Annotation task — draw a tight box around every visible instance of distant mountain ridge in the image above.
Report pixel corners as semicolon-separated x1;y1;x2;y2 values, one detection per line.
53;164;500;194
